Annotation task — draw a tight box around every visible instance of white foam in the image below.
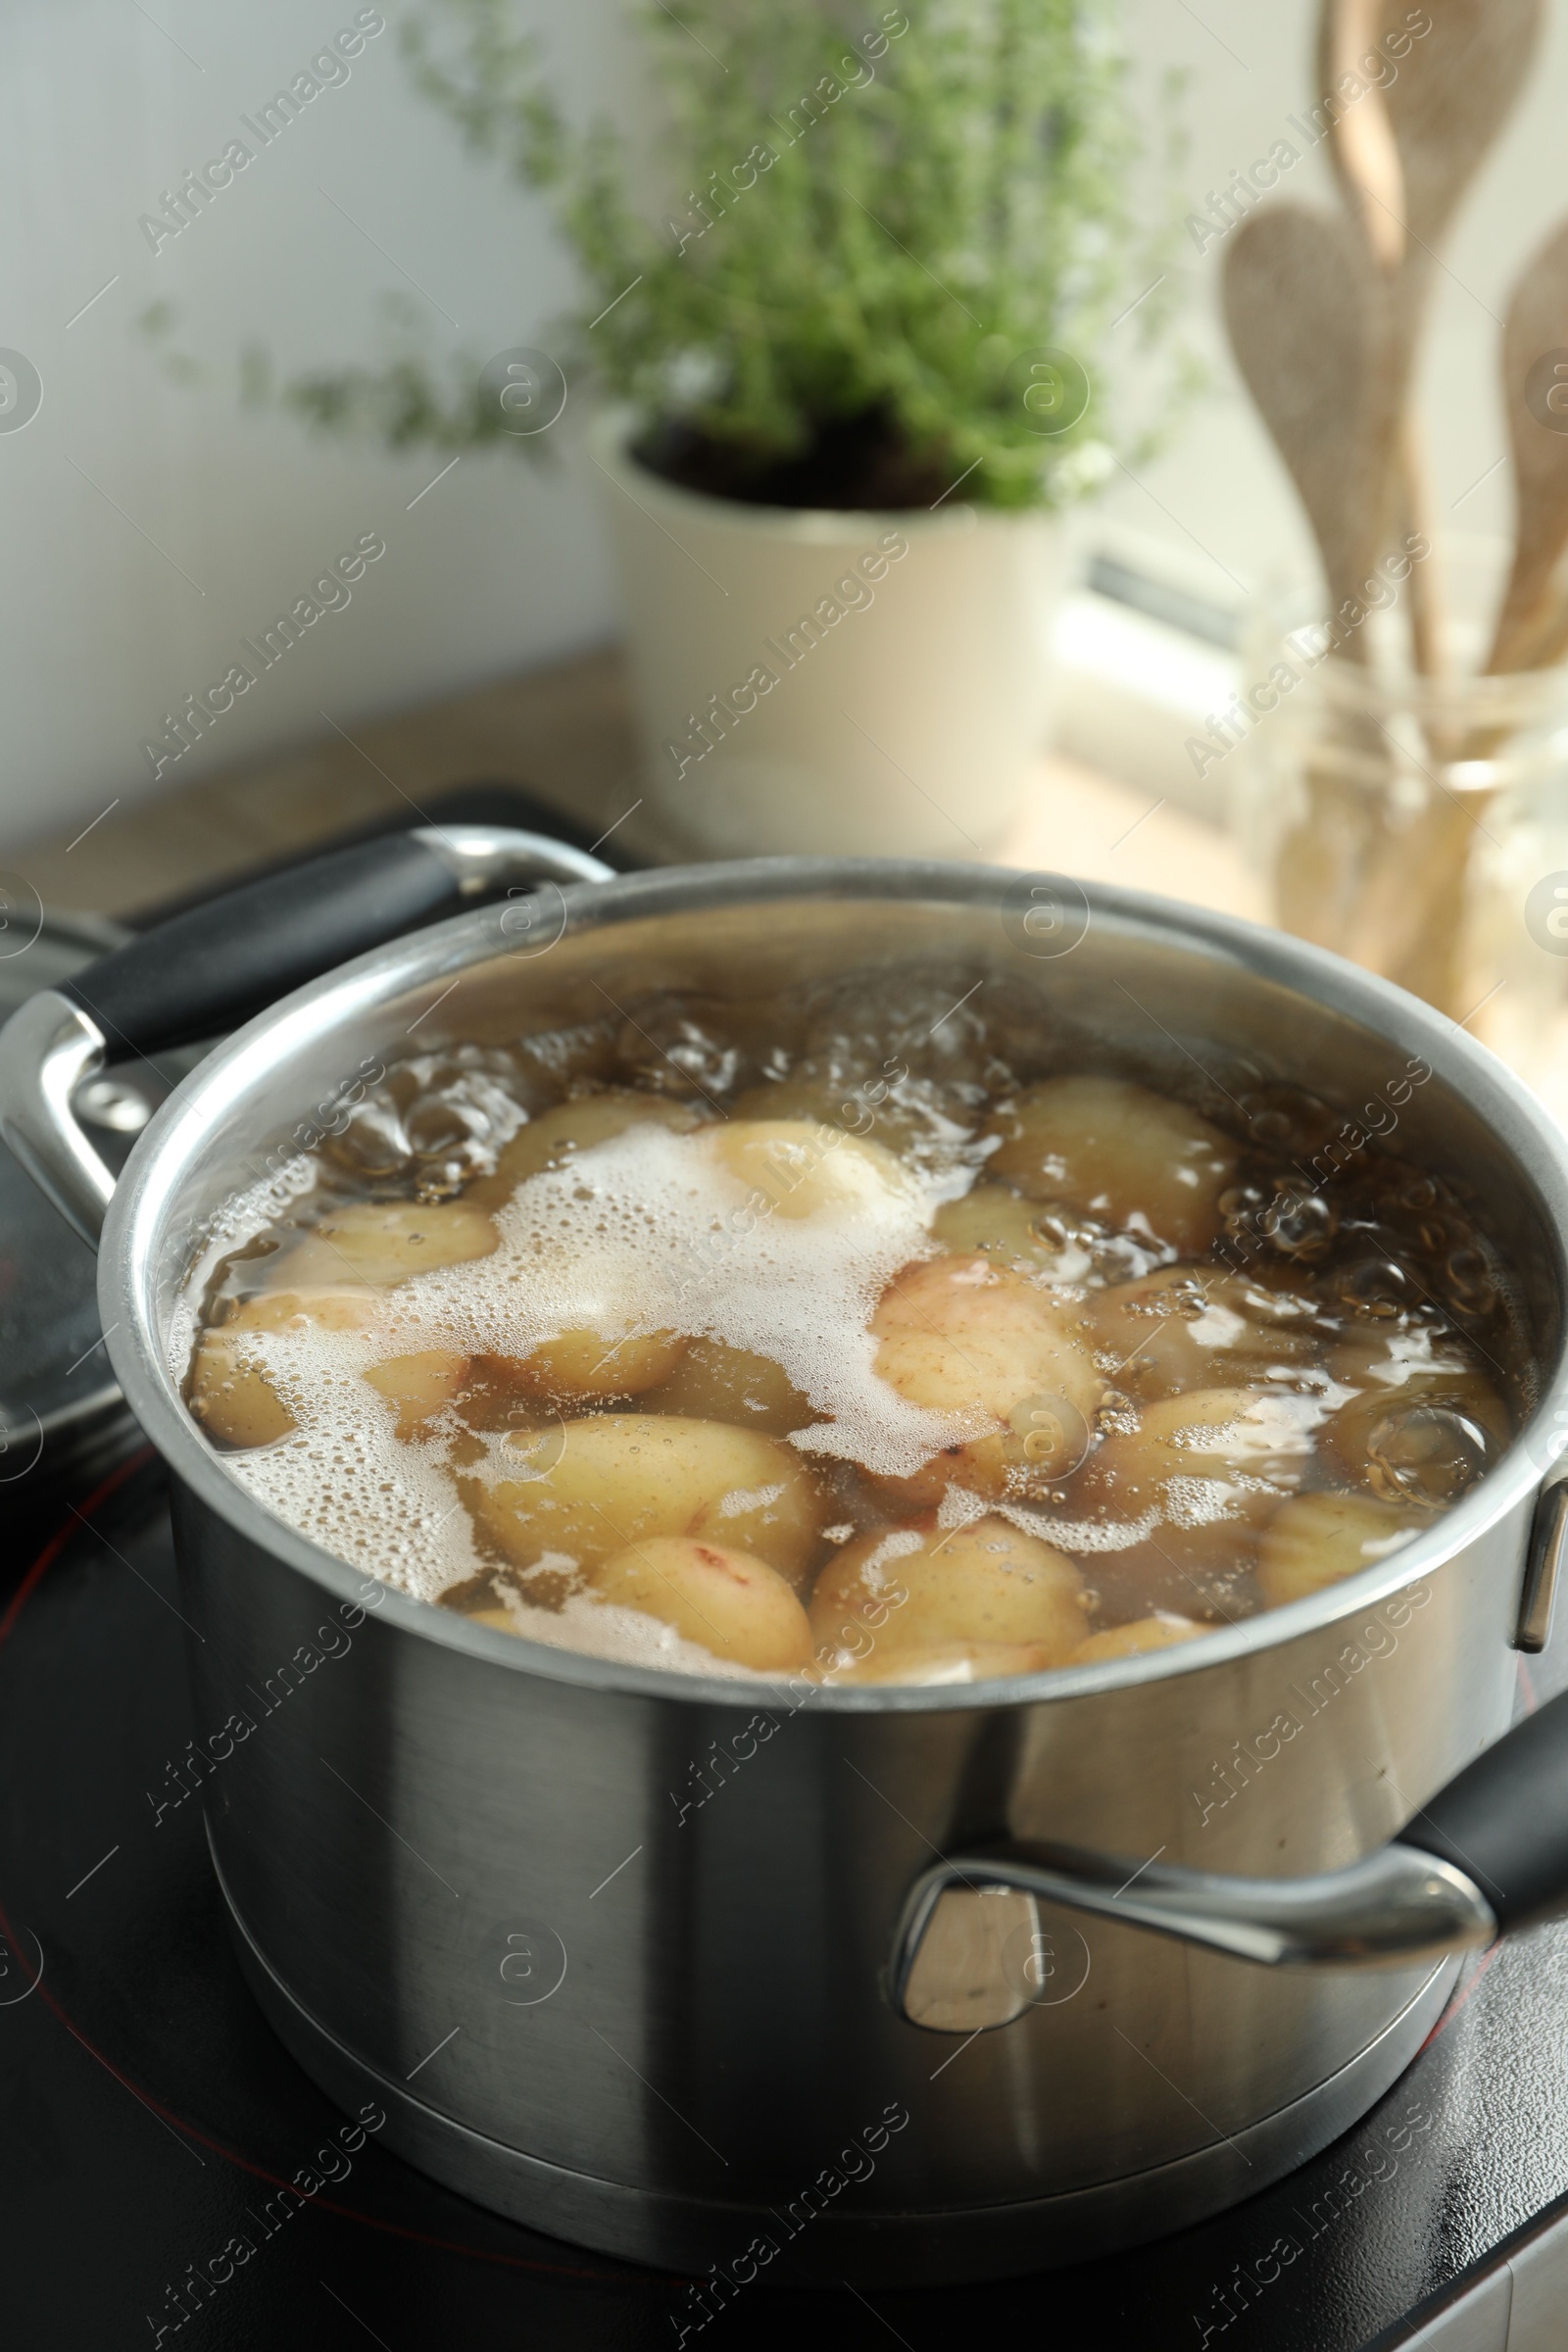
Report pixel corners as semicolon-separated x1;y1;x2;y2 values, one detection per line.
211;1120;974;1626
397;1123;967;1476
223;1319;485;1601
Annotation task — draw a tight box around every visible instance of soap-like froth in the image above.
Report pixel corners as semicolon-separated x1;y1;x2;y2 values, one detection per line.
220;1121;960;1625
415;1124;959;1471
228;1332;485;1600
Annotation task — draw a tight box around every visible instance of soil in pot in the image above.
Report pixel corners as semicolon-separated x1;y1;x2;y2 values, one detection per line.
634;405;959;512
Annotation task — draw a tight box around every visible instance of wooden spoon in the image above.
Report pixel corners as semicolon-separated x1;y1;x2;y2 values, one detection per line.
1317;0;1543;672
1321;0;1405;271
1295;0;1544;1016
1221;204;1392;644
1319;0;1543;266
1487;217;1568;674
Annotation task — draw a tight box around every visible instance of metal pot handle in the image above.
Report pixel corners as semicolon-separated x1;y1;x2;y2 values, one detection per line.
892;1683;1568;2009
0;824;613;1247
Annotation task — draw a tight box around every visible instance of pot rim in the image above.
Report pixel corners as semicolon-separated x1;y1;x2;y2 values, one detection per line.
587;406;1055;544
99;855;1568;1715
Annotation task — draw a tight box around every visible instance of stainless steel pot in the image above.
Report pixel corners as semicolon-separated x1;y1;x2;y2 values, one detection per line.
6;825;1568;2287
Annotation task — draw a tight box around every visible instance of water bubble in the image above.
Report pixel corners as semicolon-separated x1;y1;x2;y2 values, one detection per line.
1446;1248;1497;1316
1265;1188;1337;1260
614;999;752;1098
1255;1112;1294;1146
1366;1403;1494;1507
1220;1182;1268;1229
1335;1256;1412;1318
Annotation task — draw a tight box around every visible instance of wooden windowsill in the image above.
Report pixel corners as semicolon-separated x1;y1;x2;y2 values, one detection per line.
16;643;1265;927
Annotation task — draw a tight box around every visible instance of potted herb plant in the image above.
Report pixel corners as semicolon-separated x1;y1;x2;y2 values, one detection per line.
286;0;1188;856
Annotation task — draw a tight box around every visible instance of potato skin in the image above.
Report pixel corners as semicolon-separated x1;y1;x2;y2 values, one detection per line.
698;1119;913;1222
809;1516;1089;1662
588;1537;813;1671
1084;1264;1320;1399
1255;1492;1424;1607
727;1078;953;1158
364;1349;468;1440
982;1076;1237;1253
468;1604;522;1636
188;1287;381;1447
498;1325;688;1403
931;1186;1062;1273
468;1091;703;1210
1081;1385;1323;1529
272;1199;498;1289
870;1253;1102;1500
189;1332;298;1447
468;1413;823;1589
641;1337;817;1437
1071;1614;1205;1663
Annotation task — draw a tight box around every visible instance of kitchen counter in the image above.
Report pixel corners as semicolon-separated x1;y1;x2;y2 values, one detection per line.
14;643;1265;926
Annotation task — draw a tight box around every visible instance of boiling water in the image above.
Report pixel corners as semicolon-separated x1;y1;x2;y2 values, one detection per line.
178;964;1530;1685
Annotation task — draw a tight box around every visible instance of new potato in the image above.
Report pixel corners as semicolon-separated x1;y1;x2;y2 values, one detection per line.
468;1091;705;1210
809;1517;1089;1661
869;1252;1102;1500
642;1337;817;1437
189;1288;466;1448
826;1640;1058;1686
981;1076;1237;1253
1255;1492;1425;1606
364;1349;470;1440
270;1199;498;1289
727;1078;960;1157
469;1413;823;1588
495;1319;688;1403
1085;1264;1321;1398
1083;1385;1325;1526
588;1536;813;1670
1071;1614;1205;1662
697;1118;914;1222
931;1185;1065;1273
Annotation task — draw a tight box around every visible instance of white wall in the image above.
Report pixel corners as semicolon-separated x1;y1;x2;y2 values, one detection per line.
2;0;1566;851
0;0;632;849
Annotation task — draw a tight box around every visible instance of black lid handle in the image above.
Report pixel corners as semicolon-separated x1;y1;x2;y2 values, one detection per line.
0;825;612;1246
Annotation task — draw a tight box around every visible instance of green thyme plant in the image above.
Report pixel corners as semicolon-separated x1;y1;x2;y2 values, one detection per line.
282;0;1192;510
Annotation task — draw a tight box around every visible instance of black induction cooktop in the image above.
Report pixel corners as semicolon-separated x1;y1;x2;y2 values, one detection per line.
3;1452;1567;2352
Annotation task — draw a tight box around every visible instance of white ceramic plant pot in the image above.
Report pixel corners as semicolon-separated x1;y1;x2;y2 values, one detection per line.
589;412;1068;858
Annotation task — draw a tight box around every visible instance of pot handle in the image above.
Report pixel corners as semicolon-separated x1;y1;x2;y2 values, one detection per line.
892;1685;1568;2008
0;824;613;1247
